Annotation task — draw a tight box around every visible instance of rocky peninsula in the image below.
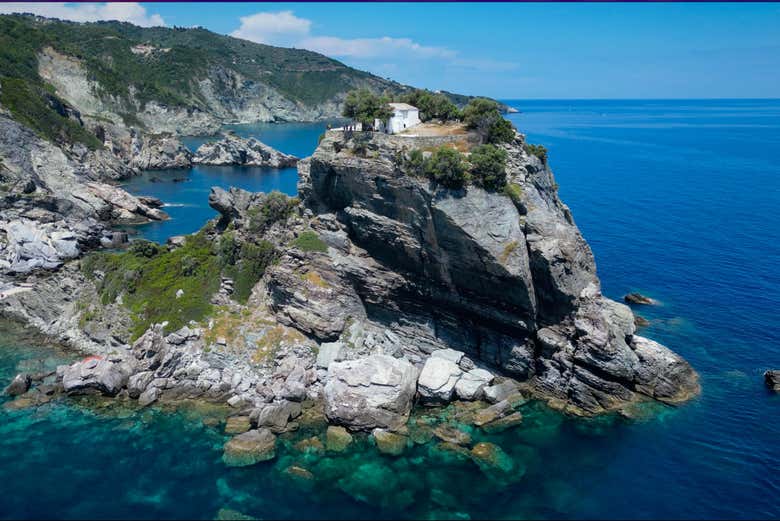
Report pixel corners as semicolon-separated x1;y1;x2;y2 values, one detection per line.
193;133;299;168
1;124;699;457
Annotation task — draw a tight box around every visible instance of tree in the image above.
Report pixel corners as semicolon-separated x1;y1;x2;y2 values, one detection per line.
402;89;460;122
462;98;515;144
342;89;393;130
469;144;508;190
424;146;468;189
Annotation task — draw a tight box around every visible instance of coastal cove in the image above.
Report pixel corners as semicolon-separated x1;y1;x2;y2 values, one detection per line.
120;121;333;243
1;100;779;519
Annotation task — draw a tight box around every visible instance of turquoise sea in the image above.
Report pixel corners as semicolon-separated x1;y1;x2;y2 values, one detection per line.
2;100;779;519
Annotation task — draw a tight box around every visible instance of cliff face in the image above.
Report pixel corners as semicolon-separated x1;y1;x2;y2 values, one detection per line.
266;130;699;415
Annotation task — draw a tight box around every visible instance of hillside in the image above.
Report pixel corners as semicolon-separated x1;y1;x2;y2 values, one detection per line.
0;14;412;138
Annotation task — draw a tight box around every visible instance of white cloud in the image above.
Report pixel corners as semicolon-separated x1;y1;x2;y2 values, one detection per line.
0;2;165;27
230;10;311;47
230;10;456;62
298;36;456;60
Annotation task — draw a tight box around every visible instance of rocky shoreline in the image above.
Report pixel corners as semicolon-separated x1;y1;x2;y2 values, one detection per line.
2;127;700;456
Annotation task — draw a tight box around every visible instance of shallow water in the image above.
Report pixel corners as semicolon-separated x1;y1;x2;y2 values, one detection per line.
2;100;780;519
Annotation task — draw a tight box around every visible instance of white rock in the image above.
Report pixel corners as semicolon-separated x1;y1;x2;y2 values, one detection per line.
417;357;463;403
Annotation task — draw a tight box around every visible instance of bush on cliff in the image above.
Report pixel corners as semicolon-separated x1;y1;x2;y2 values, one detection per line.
462;98;515;144
524;143;548;163
469;144;508;190
246;191;298;234
424;146;469;189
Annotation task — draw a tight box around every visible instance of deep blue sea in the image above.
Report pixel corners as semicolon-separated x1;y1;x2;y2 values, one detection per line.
2;100;779;519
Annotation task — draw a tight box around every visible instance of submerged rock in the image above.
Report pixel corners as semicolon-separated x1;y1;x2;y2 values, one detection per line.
3;374;31;397
324;355;418;431
432;424;472;446
470;442;514;474
624;292;656;306
222;428;277;467
325;425;353;452
224;416;252;435
372;428;408;456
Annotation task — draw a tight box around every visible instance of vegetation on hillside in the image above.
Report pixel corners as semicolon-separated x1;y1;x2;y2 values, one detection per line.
81;230;279;339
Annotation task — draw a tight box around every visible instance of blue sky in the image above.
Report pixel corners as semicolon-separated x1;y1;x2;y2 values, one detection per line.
2;2;779;98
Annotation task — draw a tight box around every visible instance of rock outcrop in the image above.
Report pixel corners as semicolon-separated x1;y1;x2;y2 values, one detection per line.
266;130;699;416
128;131;193;170
194;134;298;168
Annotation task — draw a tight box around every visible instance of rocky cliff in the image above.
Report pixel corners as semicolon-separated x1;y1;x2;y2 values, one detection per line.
265;130;699;416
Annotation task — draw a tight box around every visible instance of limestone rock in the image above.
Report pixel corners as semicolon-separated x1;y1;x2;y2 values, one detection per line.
225;416;252;435
60;357;129;396
418;357;463;404
455;368;494;401
324;355;418;431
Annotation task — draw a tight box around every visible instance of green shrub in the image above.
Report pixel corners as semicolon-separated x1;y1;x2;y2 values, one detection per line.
425;146;468;189
469;144;508;190
292;231;328;253
503;183;524;205
224;240;276;303
81;232;221;339
342;88;392;130
462;98;515;144
402;148;427;177
525;143;548;163
247;191;297;234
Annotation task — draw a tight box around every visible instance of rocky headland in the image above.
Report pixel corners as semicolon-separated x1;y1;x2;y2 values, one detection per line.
2;126;699;450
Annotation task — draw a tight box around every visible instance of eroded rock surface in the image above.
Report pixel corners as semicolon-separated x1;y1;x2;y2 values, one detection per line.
194;133;298;168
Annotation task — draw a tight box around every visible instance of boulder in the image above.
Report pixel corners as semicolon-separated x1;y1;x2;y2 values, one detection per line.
222;429;277;467
250;401;302;433
481;411;523;433
483;379;520;404
60;357;129;396
4;373;31;397
324;355;418;431
316;341;344;369
473;400;512;427
454;368;494;401
138;387;159;407
418;357;463;404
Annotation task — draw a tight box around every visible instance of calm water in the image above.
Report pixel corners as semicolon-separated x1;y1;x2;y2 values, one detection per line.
122;121;332;243
2;100;780;519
